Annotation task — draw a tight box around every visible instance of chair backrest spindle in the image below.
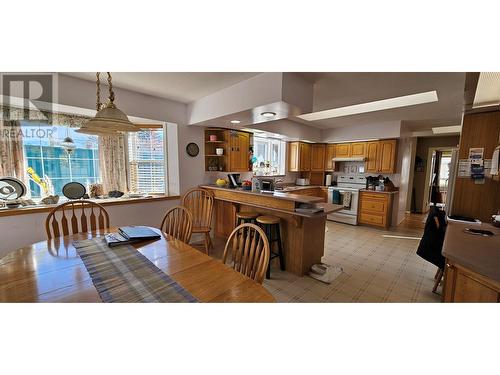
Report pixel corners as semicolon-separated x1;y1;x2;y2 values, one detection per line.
222;223;270;284
45;200;110;239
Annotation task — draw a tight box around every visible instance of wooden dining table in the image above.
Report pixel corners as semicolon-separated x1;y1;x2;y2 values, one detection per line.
0;227;275;303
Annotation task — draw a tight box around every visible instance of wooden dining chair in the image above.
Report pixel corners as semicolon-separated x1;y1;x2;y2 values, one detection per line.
222;223;270;284
45;200;110;239
160;205;193;243
181;188;214;254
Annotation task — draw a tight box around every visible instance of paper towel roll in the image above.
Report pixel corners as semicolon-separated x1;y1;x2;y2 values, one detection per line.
325;174;332;186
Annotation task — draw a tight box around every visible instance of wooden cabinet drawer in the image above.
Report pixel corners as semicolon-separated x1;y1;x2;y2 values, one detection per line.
359;212;385;226
361;192;388;201
361;199;386;213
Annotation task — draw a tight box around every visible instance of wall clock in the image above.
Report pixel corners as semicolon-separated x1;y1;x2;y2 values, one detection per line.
186;142;199;157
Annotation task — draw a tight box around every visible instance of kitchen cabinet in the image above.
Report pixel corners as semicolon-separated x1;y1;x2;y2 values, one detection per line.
358;191;396;229
288;142;299;172
287;141;311;172
299;143;311;171
335;143;351;158
205;128;251;172
214;199;236;238
378;139;397;173
365;141;379;173
443;262;500;302
311;144;326;171
365;139;397;174
324;144;336;171
350;142;366;157
229;131;250;172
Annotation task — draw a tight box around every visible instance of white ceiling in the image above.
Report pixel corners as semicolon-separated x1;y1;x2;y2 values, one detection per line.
296;72;466;130
64;72;259;103
65;72;466;132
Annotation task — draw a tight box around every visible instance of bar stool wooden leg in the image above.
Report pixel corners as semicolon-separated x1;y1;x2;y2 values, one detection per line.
275;224;285;271
265;225;272;279
432;268;444;293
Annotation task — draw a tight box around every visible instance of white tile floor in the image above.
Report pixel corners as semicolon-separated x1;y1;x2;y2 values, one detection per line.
201;219;442;303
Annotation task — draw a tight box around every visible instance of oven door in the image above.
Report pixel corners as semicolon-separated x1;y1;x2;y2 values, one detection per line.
329;187;359;216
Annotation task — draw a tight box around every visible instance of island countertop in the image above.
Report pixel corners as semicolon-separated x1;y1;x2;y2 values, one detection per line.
200;185;323;204
200;185;343;218
442;221;500;282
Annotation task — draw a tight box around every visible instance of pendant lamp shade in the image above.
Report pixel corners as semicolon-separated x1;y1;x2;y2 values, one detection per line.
76;72;139;135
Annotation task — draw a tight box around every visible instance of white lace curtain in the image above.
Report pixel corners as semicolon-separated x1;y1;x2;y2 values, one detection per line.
99;135;129;193
0;120;27;184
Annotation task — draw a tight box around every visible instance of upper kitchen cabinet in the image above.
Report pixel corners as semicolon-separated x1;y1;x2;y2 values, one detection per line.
350;142;366;157
288;142;300;171
287;141;311;171
324;144;336;171
365;139;398;174
311;144;325;171
299;142;311;171
204;128;251;172
378;139;397;173
229;131;251;172
335;143;351;158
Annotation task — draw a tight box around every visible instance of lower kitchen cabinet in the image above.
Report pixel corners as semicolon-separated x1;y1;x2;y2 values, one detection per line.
214;199;236;238
443;261;500;302
358;191;396;229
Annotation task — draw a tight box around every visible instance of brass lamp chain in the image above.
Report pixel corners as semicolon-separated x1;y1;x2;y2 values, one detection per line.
96;72;102;111
107;72;115;103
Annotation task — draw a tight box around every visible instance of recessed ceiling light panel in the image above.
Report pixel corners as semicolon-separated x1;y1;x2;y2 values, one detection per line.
230;120;241;124
473;72;500;108
432;125;462;134
298;91;439;121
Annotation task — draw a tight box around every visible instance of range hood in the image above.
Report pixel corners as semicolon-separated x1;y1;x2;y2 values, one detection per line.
332;157;366;162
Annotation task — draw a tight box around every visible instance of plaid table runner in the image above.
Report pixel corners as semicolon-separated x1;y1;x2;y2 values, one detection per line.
73;238;197;303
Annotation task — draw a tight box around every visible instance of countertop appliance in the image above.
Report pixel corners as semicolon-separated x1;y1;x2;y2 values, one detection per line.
295;178;310;186
228;173;241;188
260;178;274;192
327;174;366;225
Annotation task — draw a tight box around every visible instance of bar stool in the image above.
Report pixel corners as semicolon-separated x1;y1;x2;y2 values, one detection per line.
256;215;285;279
235;211;259;226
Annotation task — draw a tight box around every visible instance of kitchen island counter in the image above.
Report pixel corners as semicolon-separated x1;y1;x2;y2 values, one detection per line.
201;185;343;276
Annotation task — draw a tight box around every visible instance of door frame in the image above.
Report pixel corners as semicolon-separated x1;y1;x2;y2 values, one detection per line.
422;146;454;213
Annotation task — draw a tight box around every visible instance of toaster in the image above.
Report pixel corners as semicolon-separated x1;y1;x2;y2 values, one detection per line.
295;178;310;186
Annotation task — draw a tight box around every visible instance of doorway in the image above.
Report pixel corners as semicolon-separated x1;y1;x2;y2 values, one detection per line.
423;148;453;212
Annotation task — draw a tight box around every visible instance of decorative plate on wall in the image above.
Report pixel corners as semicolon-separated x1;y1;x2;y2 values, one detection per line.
186;142;199;157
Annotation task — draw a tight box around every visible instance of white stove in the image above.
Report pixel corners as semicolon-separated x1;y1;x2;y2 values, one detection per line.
327;175;366;225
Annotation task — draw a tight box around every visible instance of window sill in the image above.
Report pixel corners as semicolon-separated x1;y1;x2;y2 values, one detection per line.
0;195;180;218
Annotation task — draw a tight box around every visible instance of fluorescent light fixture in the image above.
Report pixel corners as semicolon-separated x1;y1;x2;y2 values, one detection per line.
260;111;276;118
432;125;462;134
230;120;241;124
298;91;439;121
473;72;500;108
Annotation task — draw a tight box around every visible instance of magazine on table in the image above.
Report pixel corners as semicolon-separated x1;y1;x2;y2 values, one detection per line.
105;226;161;247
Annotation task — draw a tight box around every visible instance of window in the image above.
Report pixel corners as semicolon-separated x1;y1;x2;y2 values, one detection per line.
252;137;286;176
127;126;166;194
22;121;100;198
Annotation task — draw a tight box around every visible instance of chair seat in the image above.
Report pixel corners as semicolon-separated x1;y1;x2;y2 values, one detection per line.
256;215;280;225
192;226;211;233
236;211;259;219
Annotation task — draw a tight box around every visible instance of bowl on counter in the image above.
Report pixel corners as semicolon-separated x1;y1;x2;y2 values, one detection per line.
215;179;227;187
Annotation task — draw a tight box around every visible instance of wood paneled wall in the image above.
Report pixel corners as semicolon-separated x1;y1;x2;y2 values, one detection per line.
452;111;500;221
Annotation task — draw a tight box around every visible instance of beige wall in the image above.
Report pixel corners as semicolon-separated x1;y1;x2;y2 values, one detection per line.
411;135;460;213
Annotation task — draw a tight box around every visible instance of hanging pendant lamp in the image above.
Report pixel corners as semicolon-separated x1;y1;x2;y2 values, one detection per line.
76;72;139;135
